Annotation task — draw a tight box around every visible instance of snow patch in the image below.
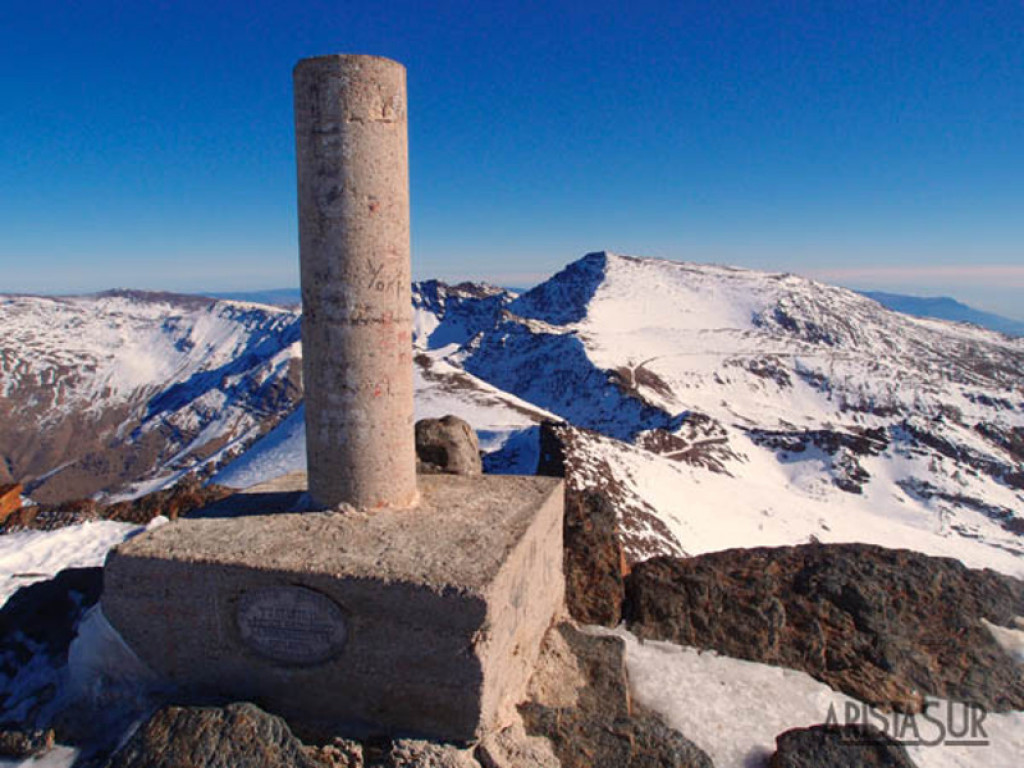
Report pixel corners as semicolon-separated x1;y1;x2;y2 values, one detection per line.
608;627;1024;768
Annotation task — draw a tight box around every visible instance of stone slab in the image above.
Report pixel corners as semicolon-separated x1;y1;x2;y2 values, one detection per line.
102;473;565;742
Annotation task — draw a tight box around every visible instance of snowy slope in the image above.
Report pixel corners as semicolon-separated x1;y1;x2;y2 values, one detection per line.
557;424;1024;577
611;627;1024;768
0;520;144;607
451;252;1023;573
862;291;1024;338
0;291;302;502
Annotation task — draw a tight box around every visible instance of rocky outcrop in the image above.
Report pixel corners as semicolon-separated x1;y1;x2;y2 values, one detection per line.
415;415;483;475
746;427;888;494
105;703;341;768
539;421;683;590
537;421;627;625
0;728;54;759
562;490;626;626
624;543;1024;713
770;724;917;767
1;476;234;532
520;623;713;767
0;483;22;524
634;412;741;476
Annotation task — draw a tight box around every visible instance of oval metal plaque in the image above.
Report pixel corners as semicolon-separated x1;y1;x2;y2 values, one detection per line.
236;586;348;666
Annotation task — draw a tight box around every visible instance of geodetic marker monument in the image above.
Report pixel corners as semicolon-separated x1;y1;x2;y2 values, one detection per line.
101;54;565;741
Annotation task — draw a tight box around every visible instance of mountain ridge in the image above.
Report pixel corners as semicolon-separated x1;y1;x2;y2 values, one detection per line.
2;252;1021;579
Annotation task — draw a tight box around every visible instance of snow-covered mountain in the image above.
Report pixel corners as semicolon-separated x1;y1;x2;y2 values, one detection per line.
2;252;1023;768
861;290;1024;338
3;253;1022;578
216;251;1024;576
458;253;1024;571
0;291;302;502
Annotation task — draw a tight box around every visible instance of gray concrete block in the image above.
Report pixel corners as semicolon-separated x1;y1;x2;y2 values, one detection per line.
102;473;564;742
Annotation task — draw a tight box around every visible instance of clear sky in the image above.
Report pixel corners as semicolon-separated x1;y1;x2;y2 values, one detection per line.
2;1;1022;318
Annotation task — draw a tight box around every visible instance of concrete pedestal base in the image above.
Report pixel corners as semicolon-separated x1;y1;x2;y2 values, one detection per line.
102;473;564;742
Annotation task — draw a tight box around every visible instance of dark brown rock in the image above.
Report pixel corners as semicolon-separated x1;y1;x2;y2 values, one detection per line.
1;476;233;532
309;738;364;767
381;739;480;767
624;543;1024;713
538;419;628;625
521;623;713;768
415;416;483;475
102;476;234;524
770;724;917;767
0;728;54;758
104;702;339;768
563;490;626;626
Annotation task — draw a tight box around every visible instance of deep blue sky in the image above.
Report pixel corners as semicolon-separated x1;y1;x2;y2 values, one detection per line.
2;1;1022;317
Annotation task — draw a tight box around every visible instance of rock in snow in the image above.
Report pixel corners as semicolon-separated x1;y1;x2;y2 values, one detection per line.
520;623;713;768
770;724;918;767
624;543;1024;713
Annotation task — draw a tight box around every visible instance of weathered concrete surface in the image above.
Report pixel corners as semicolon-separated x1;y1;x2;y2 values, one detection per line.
294;54;417;510
102;473;564;742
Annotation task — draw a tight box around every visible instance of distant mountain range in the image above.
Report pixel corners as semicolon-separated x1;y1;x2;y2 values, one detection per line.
201;286;1024;338
202;288;301;306
859;291;1024;337
3;253;1021;578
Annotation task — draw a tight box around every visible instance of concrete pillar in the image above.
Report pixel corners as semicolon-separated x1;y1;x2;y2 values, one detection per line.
293;54;417;510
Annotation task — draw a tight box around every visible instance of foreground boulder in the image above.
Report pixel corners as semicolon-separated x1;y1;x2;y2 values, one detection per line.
624;543;1024;713
415;415;483;475
562;490;627;626
771;724;917;767
0;729;54;759
383;739;480;767
105;703;345;768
